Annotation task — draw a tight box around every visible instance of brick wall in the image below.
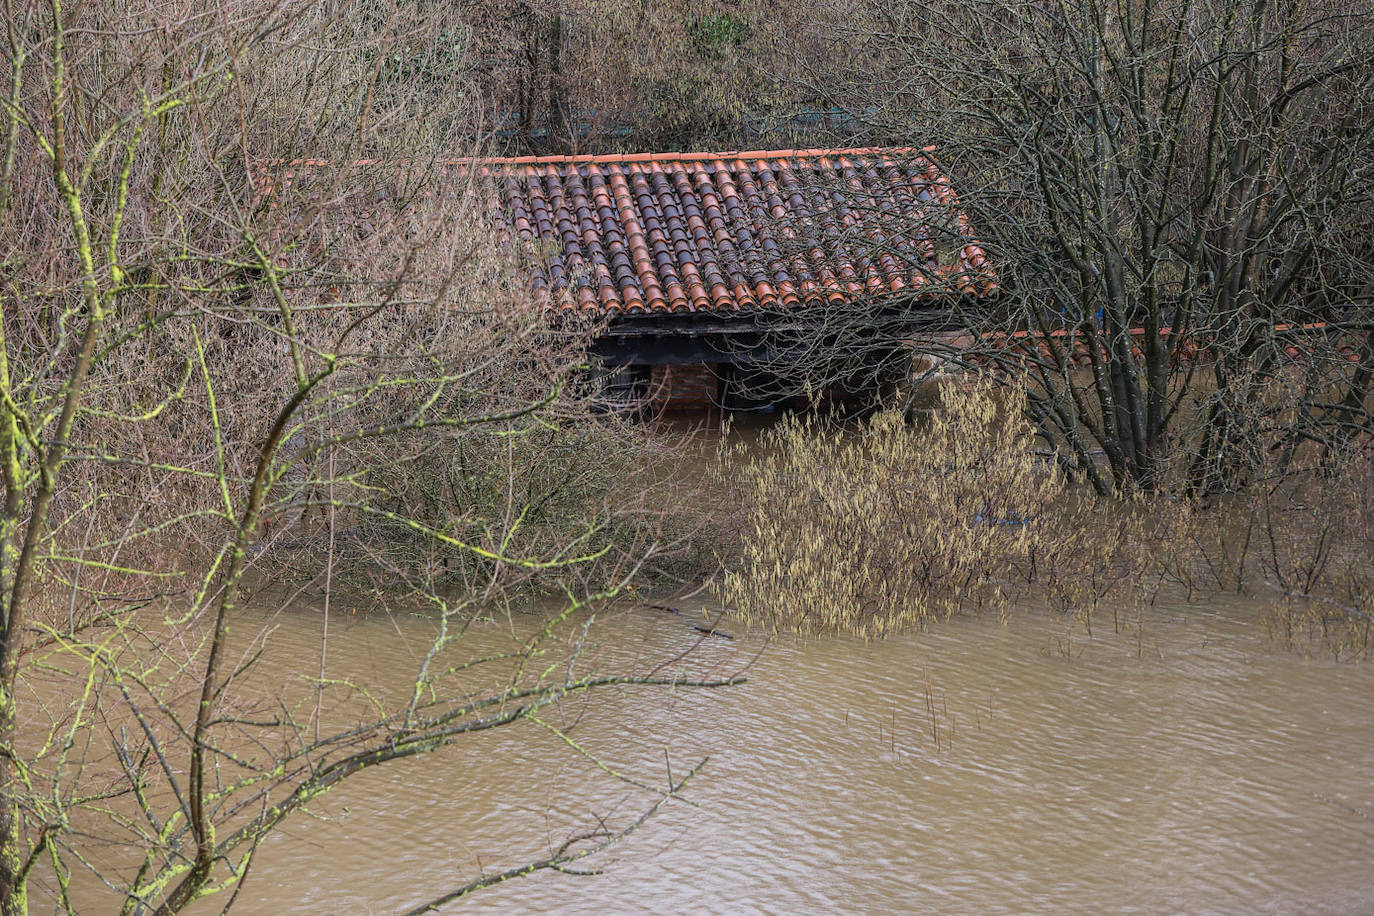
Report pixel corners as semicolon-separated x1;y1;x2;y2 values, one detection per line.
649;363;720;411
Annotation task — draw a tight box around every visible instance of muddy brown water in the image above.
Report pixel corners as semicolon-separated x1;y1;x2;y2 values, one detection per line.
168;592;1374;915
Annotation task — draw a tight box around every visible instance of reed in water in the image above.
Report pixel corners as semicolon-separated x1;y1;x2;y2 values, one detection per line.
716;375;1372;658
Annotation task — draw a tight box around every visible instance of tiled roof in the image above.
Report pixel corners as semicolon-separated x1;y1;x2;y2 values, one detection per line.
491;147;993;314
253;147;994;315
980;324;1365;370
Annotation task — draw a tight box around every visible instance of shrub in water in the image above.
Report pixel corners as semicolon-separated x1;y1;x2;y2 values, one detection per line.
717;376;1063;636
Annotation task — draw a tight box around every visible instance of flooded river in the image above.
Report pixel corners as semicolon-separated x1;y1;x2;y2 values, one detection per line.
209;594;1372;914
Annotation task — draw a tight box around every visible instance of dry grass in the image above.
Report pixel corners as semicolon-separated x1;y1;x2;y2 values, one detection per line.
716;376;1062;636
715;375;1232;640
1250;449;1374;661
715;372;1372;658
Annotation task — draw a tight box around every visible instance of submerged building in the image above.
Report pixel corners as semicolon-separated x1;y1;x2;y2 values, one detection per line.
255;146;995;411
493;146;993;410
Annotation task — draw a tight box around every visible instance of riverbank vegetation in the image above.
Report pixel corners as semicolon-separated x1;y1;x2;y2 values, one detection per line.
716;375;1372;657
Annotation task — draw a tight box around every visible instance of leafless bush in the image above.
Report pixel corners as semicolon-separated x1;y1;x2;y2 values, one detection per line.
716;375;1216;637
1245;447;1374;660
716;369;1371;656
717;376;1062;635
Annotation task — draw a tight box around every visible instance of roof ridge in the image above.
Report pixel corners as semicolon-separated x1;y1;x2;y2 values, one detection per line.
482;145;933;166
252;146;939;172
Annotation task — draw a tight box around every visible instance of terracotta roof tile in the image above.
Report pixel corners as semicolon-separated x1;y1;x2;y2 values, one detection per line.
252;147;994;314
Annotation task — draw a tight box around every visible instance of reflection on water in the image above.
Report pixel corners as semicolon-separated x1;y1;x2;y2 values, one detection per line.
213;597;1373;915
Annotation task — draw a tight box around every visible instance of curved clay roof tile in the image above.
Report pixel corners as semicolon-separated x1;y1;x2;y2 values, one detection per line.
250;147;990;314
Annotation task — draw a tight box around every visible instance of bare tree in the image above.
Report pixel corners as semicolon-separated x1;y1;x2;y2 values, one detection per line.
773;0;1374;492
0;2;738;913
460;0;821;154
